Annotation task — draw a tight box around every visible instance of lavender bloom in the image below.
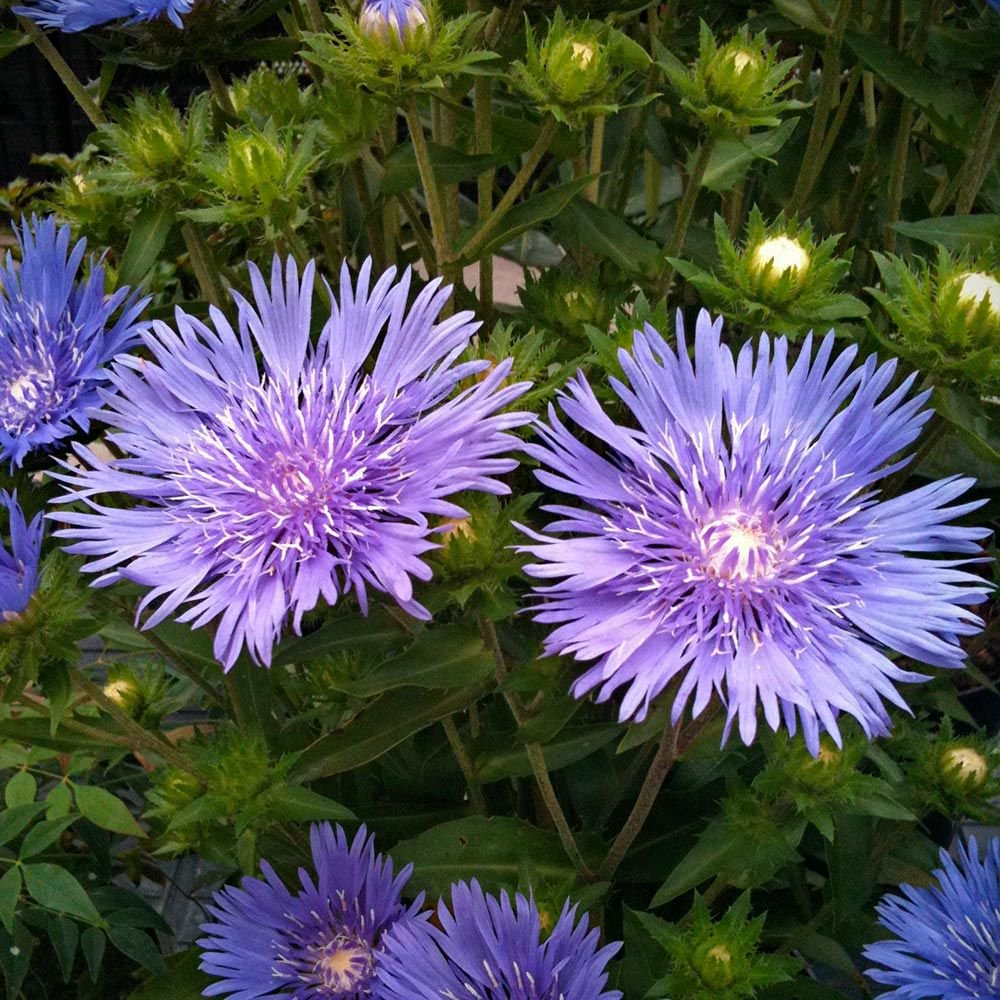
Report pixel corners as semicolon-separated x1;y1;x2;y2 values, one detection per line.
864;837;1000;1000
13;0;193;31
520;310;988;753
359;0;428;39
199;823;422;1000
0;493;43;619
377;880;621;1000
0;216;146;469
53;257;529;669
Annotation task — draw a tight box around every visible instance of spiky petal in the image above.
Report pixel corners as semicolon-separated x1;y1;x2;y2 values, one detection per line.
13;0;193;31
0;216;146;468
53;257;529;669
377;880;621;1000
864;837;1000;1000
519;310;988;753
199;824;423;1000
0;492;43;618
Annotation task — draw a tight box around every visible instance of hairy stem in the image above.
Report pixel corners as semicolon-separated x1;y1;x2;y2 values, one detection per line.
181;222;227;309
955;71;1000;215
442;715;488;815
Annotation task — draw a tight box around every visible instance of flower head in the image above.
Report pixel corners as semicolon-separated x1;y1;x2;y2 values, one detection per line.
199;823;422;1000
377;880;621;1000
519;311;988;752
359;0;428;42
952;270;1000;317
0;216;146;469
13;0;193;31
0;492;43;620
53;257;529;669
864;837;1000;1000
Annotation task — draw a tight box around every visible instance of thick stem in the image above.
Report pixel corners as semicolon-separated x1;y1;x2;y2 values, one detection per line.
657;135;716;299
474;74;495;319
456;117;558;264
303;0;325;32
955;72;1000;215
883;99;914;252
204;65;237;119
586;116;606;203
181;222;226;308
442;716;487;815
18;17;106;128
787;0;853;215
70;667;193;772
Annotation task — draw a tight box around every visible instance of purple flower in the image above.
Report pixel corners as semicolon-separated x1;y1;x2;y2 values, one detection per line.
199;823;422;1000
13;0;193;31
519;310;988;753
0;216;146;469
0;492;43;619
377;880;621;1000
864;837;1000;1000
359;0;428;40
53;257;529;669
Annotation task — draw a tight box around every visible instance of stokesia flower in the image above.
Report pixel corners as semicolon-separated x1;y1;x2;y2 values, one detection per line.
0;216;146;468
519;310;988;752
359;0;429;40
377;880;621;1000
53;257;529;668
864;837;1000;1000
0;492;43;620
199;823;422;1000
12;0;193;31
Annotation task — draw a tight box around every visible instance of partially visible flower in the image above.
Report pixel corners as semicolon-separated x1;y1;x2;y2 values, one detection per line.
199;823;422;1000
53;257;530;669
0;216;147;468
748;235;811;295
377;880;621;1000
0;492;42;620
13;0;193;32
952;270;1000;317
865;837;1000;1000
359;0;429;43
520;311;988;752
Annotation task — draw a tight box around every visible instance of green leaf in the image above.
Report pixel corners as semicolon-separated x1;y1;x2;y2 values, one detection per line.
551;198;663;278
81;926;106;982
0;803;47;847
22;863;102;924
0;922;33;1000
702;118;800;192
617;906;671;1000
890;215;1000;253
261;786;356;823
273;610;403;667
392;816;585;896
128;948;211;999
47;915;79;982
333;626;494;697
0;717;126;756
291;683;489;782
0;867;21;934
4;771;36;809
108;927;166;975
381;142;504;197
75;785;146;838
38;662;73;737
650;818;737;905
19;815;78;860
476;724;621;782
119;203;175;287
456;176;595;265
770;0;828;33
45;783;72;820
844;31;977;139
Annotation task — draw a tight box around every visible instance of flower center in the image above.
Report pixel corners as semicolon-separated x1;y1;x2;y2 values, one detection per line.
0;367;59;435
699;511;780;583
309;935;375;996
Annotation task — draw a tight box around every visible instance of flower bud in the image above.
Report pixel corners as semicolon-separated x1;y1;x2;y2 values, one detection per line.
706;44;764;108
749;236;811;288
102;677;143;715
543;33;610;103
359;0;429;45
941;747;990;789
951;271;1000;318
694;942;735;989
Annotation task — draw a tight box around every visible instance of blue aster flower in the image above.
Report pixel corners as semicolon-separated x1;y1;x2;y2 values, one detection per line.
53;257;529;669
864;837;1000;1000
359;0;428;40
0;492;43;619
13;0;193;31
377;880;621;1000
199;823;423;1000
519;310;989;753
0;216;146;469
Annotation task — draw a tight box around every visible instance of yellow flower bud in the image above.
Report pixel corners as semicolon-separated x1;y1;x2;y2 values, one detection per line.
696;943;735;988
953;271;1000;317
941;747;990;789
571;41;596;68
750;236;811;285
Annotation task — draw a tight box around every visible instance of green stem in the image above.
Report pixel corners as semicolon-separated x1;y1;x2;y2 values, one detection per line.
788;0;853;215
657;135;716;299
474;73;495;319
204;65;237;119
955;71;1000;216
181;222;226;308
350;159;387;271
586;115;606;203
18;17;106;128
883;99;914;252
303;0;325;32
404;97;453;283
69;667;193;772
442;716;487;815
456;117;558;265
225;673;247;730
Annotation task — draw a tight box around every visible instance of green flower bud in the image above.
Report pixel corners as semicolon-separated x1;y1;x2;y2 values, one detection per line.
543;33;610;103
103;677;144;717
705;45;765;110
940;746;991;789
951;270;1000;318
695;943;735;989
748;235;812;299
